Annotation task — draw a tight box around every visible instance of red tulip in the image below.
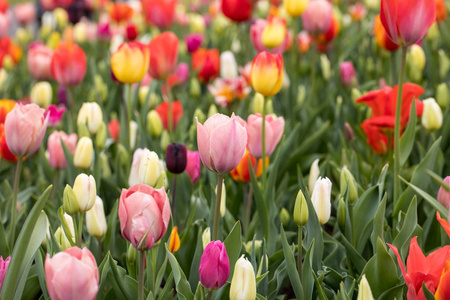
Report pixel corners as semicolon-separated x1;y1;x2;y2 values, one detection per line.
155;100;183;131
0;0;8;13
142;0;177;28
51;42;87;87
356;83;424;154
192;48;220;83
148;32;178;80
108;118;120;142
380;0;435;46
221;0;253;22
388;237;450;299
374;14;400;52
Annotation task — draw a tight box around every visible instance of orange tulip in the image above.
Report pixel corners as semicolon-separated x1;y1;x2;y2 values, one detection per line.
109;2;133;23
0;100;17;162
230;149;268;183
374;14;400;52
168;226;180;253
0;99;16;124
436;0;447;22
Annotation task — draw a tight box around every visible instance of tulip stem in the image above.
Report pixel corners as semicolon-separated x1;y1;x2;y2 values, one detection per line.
138;250;145;300
297;226;303;282
262;98;267;189
393;47;407;208
207;291;213;300
10;157;23;248
212;174;224;241
75;213;84;247
171;175;177;223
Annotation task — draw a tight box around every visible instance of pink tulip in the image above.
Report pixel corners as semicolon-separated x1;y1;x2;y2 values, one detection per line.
0;13;10;38
142;0;178;28
174;62;189;85
0;256;10;292
119;184;171;250
27;42;54;81
380;0;435;46
302;0;333;34
45;247;99;300
48;131;78;169
5;103;49;157
339;61;358;88
196;113;247;175
199;241;230;290
437;176;450;209
185;150;201;184
246;114;285;158
185;33;204;53
13;3;36;25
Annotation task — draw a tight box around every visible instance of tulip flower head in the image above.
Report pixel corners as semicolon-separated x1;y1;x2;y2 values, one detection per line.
199;240;230;290
148;32;179;80
27;42;53;80
192;48;220;83
246;113;285;158
197;113;247;175
169;226;180;253
142;0;178;28
421;98;443;131
250;51;284;97
155;100;184;131
51;42;87;87
86;196;107;239
45;247;99;300
311;177;332;224
221;0;253;22
47;131;77;169
230;148;267;183
111;42;150;84
0;256;10;292
262;17;287;49
380;0;436;46
119;184;171;250
229;255;256;300
284;0;309;17
373;14;400;52
166;143;187;174
185;150;201;184
302;0;333;35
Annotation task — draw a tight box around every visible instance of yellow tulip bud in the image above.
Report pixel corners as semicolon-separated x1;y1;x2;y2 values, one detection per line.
311;177;332;225
436;83;449;109
138;86;150;105
190;14;206;33
95;122;107;150
308;158;320;194
138;149;165;188
284;0;308;17
147;110;163;137
193;108;205;124
190;78;201;97
72;173;97;213
357;274;374;300
252;93;265;114
207;104;218;119
73;21;87;43
160;130;170;151
46;32;61;50
15;27;31;45
73;137;94;169
229;256;257;300
202;227;211;250
293;190;308;227
130;120;138;149
30;81;53;107
0;68;7;91
320;54;331;81
408;44;426;71
422;98;443;131
2;55;14;71
99;152;111;178
262;17;287;49
55;213;75;250
77;102;103;134
54;8;69;29
86;196;107;238
243;240;262;254
280;207;290;227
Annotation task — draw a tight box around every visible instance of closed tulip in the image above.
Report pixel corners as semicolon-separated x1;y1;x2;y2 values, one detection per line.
45;247;99;300
73;136;93;169
221;0;253;22
302;0;333;34
5;103;49;157
30;81;53;108
380;0;435;46
340;62;358;88
27;42;53;80
72;173;96;213
111;42;150;84
86;196;107;239
47;131;77;169
129;148;146;187
284;0;308;17
311;177;332;224
373;14;399;52
262;17;287;49
437;176;450;209
77;102;103;135
197;113;247;175
250;51;284;97
357;274;374;300
146;110;163;137
185;33;203;53
185;150;201;184
199;241;230;290
229;256;256;300
142;0;177;28
294;190;309;227
138;149;166;188
422;98;443;131
155;100;184;131
220;51;238;79
308;158;320;192
246;113;284;158
148;32;178;80
192;48;220;83
0;256;10;292
166;143;187;174
168;226;180;253
119;184;171;250
51;42;87;87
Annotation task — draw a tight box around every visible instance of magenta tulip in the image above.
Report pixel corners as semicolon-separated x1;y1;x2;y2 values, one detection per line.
185;33;204;53
45;247;99;300
246;114;285;158
199;241;230;290
302;0;333;34
48;131;78;169
339;61;358;88
5;103;49;157
196;113;247;175
0;256;10;292
27;42;53;81
438;176;450;209
119;184;171;250
380;0;435;46
185;150;201;184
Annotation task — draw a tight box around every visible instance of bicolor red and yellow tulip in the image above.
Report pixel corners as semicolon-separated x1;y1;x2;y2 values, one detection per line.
250;51;283;97
192;49;220;83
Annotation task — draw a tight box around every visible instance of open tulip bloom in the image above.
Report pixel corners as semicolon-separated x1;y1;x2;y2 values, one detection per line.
2;1;450;299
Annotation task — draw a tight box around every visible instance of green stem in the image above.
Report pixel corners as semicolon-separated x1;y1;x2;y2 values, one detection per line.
138;250;145;300
298;226;303;282
244;184;253;235
10;157;23;248
76;213;84;247
165;82;173;137
207;291;213;300
393;47;407;207
212;174;224;241
171;175;177;223
262;98;267;189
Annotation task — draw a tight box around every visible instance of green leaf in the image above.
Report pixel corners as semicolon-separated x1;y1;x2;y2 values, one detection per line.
0;185;52;300
108;253;141;299
352;185;379;252
188;226;204;291
399;101;417;166
304;187;324;271
0;219;10;257
361;237;400;299
280;227;303;299
371;193;387;253
422;282;435;300
165;244;194;300
249;161;269;242
224;221;242;282
302;240;315;300
392;197;422;259
61;140;77;185
426;169;450;192
338;233;367;274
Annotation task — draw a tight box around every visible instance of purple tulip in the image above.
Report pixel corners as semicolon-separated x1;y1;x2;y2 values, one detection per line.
199;241;230;290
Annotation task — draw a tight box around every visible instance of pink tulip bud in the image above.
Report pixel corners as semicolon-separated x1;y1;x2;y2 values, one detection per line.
196;113;247;175
185;33;204;53
45;247;99;300
339;61;358;88
185;150;201;184
199;241;230;290
246;113;285;158
0;256;10;292
302;0;333;35
438;176;450;209
119;184;171;250
5;103;49;157
47;131;78;169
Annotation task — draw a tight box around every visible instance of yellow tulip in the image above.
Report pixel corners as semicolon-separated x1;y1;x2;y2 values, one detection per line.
111;42;150;84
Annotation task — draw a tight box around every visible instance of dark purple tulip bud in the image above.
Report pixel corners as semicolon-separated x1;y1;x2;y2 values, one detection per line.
166;143;187;174
57;85;68;107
